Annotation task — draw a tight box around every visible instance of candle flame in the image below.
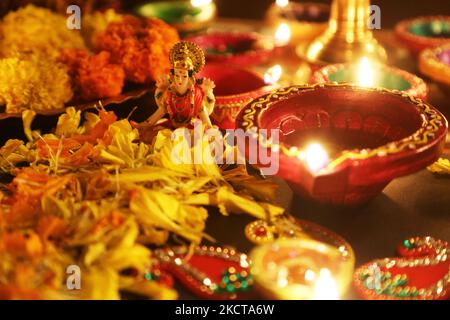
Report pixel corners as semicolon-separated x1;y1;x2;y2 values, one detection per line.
276;0;289;7
357;57;375;87
305;269;316;282
275;23;291;46
264;65;283;85
191;0;212;7
313;268;339;300
302;143;329;173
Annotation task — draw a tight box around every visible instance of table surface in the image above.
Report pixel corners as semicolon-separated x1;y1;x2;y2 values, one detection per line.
177;19;450;300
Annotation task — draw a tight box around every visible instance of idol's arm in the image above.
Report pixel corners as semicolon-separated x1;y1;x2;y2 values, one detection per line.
199;108;213;128
200;78;216;116
145;106;166;127
145;83;169;127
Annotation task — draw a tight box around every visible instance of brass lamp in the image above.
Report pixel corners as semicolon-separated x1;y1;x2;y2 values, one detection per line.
304;0;387;65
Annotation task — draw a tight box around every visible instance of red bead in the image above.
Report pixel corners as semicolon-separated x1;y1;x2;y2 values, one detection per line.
254;226;268;237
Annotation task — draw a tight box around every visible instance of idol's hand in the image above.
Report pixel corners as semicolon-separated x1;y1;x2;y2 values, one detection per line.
156;75;171;90
201;78;216;92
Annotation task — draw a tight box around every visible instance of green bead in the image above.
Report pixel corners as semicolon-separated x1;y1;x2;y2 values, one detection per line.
382;273;391;281
404;240;415;249
226;284;235;293
397;290;408;298
381;287;393;295
360;273;370;281
398;279;408;286
145;273;152;281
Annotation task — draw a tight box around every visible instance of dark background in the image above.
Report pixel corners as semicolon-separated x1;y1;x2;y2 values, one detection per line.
2;1;450;28
128;0;450;28
214;0;450;27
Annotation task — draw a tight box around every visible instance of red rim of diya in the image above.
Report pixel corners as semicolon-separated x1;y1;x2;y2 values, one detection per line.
395;16;450;56
311;63;429;101
186;31;278;67
235;83;448;205
199;64;277;129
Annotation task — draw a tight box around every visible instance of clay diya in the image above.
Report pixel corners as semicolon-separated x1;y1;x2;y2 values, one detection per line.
266;1;330;45
395;16;450;57
187;32;277;67
311;60;429;101
235;83;448;205
354;237;449;300
135;0;217;34
250;238;354;300
419;43;450;95
198;64;276;129
155;245;253;300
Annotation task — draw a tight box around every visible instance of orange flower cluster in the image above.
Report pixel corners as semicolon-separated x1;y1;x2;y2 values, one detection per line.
95;16;180;84
36;109;117;166
60;49;125;101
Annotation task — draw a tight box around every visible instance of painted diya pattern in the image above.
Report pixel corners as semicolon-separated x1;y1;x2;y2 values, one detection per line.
354;237;450;300
154;245;253;300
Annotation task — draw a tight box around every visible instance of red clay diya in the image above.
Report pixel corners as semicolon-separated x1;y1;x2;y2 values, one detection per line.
198;64;276;129
354;237;450;300
266;1;330;45
419;43;450;95
186;32;277;67
311;61;428;101
395;16;450;57
235;83;448;205
155;245;253;300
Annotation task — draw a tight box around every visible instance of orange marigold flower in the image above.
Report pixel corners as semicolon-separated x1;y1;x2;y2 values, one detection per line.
95;16;180;84
60;49;125;101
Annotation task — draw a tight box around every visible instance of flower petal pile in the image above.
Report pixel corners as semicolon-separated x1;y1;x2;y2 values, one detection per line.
0;108;283;299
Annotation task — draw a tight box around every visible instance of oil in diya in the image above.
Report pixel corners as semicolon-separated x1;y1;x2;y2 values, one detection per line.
311;57;429;101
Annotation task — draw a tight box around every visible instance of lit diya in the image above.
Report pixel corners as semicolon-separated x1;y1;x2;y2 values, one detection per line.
198;63;276;129
187;32;277;67
250;239;354;300
134;0;217;34
395;16;450;57
419;43;450;95
266;1;330;45
311;58;429;101
235;83;448;205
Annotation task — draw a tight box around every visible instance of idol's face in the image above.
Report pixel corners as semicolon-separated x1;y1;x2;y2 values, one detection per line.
173;68;190;94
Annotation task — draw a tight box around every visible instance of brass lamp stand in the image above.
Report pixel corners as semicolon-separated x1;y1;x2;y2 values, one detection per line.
304;0;387;65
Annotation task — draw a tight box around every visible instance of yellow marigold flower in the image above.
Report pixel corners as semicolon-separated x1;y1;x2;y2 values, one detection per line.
0;54;73;113
0;4;86;59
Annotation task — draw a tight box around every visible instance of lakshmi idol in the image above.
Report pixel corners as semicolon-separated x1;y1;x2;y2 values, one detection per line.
145;41;216;129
